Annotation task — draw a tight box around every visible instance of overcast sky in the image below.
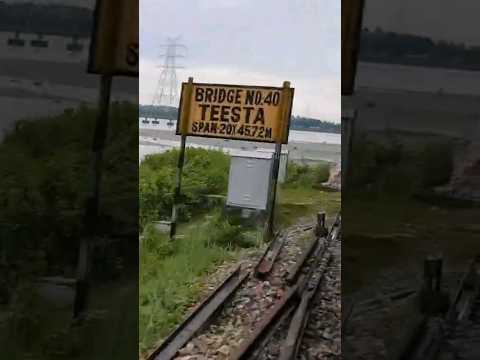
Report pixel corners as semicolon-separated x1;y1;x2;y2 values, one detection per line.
140;0;340;122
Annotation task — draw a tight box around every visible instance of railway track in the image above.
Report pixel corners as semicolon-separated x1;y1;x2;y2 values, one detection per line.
422;256;480;360
146;213;341;360
342;254;480;360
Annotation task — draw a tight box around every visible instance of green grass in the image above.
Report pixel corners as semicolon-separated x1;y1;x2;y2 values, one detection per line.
0;277;138;360
342;132;477;296
277;186;341;228
139;187;341;355
139;214;254;354
343;194;480;295
139;155;341;355
0;102;139;360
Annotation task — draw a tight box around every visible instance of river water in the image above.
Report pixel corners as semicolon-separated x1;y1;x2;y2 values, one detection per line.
139;118;341;164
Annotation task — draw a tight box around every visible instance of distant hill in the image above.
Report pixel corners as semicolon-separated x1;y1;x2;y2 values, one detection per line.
0;2;92;37
139;105;340;134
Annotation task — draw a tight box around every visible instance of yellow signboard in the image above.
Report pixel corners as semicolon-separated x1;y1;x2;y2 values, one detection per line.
88;0;139;76
177;82;294;144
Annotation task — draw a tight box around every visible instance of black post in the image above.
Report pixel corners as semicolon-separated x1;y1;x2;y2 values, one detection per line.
266;81;291;239
170;77;193;240
74;74;112;319
315;211;328;237
341;101;356;190
267;143;282;238
170;135;187;239
421;255;444;314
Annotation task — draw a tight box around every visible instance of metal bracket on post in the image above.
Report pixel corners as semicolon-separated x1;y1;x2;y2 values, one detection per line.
170;77;193;240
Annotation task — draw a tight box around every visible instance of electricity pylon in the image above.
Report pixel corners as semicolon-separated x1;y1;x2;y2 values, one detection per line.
152;37;187;106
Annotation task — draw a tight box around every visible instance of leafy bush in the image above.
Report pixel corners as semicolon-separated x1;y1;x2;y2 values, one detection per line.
141;224;174;259
313;163;331;185
350;138;404;188
285;161;330;188
419;142;454;187
200;212;254;249
286;162;309;185
139;148;230;229
349;133;454;196
0;102;138;257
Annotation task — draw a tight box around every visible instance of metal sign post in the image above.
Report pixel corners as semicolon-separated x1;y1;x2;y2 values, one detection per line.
74;74;112;319
342;0;365;96
266;143;282;238
267;81;292;238
74;0;138;319
342;0;364;190
170;77;194;240
170;134;187;240
341;98;357;191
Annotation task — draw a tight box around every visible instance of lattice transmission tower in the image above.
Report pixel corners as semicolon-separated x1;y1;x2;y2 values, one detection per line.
152;37;187;106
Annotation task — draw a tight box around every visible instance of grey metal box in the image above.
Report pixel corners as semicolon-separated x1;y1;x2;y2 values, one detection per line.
226;154;272;210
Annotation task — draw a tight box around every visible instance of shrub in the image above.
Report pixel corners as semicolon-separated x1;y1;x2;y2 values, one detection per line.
349;134;454;196
313;163;331;186
201;212;250;249
141;224;174;259
285;161;330;188
419;142;454;187
139;148;230;229
0;102;138;251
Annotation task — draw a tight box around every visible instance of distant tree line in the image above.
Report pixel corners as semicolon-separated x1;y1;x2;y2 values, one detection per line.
140;105;178;120
139;105;340;134
360;27;480;71
0;2;92;37
290;116;340;133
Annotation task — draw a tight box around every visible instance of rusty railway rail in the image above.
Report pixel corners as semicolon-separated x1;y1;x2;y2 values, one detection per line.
230;285;301;360
255;231;285;278
402;255;480;360
279;251;333;360
147;213;339;360
232;214;341;360
146;265;248;360
279;216;341;360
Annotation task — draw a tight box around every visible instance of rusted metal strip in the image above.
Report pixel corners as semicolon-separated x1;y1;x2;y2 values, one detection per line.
146;265;249;360
297;245;328;294
255;233;285;278
230;285;300;360
446;255;480;323
407;255;480;360
278;294;310;360
286;237;320;285
279;252;333;360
